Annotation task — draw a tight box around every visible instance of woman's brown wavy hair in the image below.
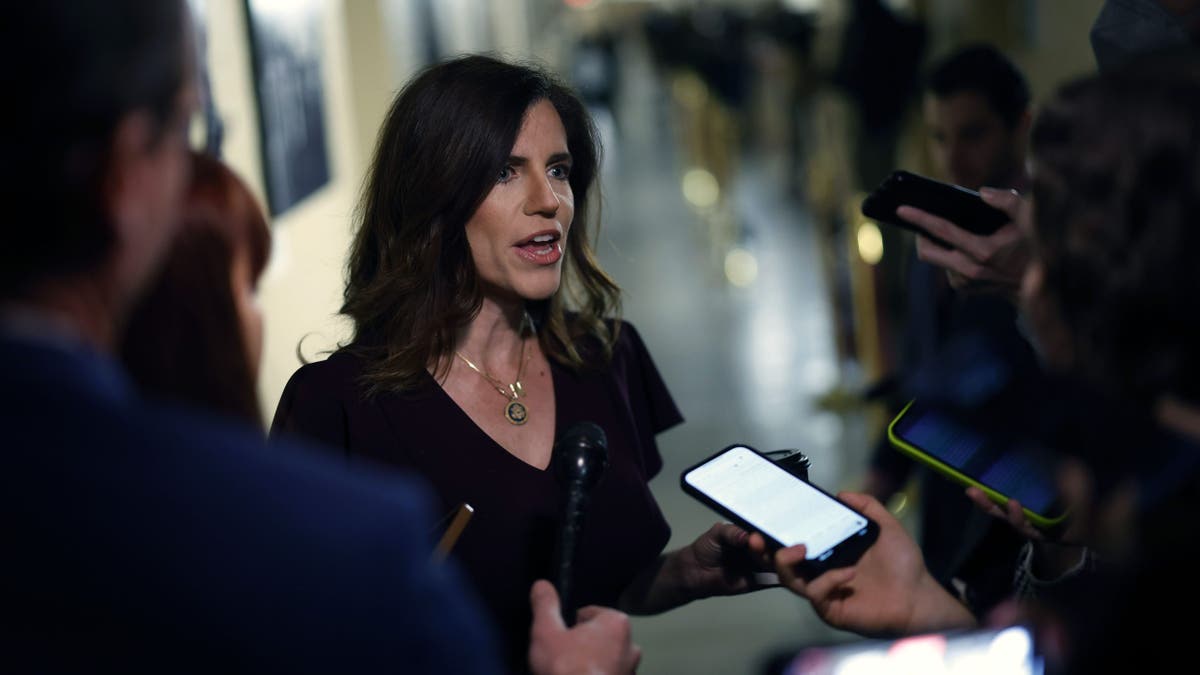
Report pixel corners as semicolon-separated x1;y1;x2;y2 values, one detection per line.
341;54;620;394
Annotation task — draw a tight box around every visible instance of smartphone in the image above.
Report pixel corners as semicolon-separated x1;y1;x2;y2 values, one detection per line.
681;444;879;580
861;170;1010;246
888;400;1069;530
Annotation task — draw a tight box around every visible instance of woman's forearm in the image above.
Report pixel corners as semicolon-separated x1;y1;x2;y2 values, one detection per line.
618;549;695;615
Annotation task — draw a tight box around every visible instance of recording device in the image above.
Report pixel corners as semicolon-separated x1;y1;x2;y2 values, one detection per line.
681;444;879;581
888;400;1069;530
550;421;609;626
861;170;1010;246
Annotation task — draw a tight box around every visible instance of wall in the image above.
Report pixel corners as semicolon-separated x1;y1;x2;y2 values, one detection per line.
921;0;1105;101
201;0;389;424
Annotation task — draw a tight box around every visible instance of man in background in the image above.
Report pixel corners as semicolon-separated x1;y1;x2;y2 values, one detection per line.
864;44;1034;620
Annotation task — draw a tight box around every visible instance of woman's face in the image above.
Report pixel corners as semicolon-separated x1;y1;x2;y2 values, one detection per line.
465;99;575;303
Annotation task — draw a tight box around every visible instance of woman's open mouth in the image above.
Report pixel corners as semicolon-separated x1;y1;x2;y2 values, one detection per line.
514;231;563;265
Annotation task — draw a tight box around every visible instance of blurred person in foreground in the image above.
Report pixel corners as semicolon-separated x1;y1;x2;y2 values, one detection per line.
760;50;1200;674
0;3;638;673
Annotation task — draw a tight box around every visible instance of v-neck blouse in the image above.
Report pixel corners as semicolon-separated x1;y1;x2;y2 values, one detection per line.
270;321;682;673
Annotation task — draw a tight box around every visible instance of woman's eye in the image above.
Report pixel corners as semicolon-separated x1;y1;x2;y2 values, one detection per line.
549;164;571;180
498;165;515;182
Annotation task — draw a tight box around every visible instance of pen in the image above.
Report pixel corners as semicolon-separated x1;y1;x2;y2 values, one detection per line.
433;503;474;562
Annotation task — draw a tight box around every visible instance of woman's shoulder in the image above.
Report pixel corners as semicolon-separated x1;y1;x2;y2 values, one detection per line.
608;318;650;359
561;312;641;343
271;347;375;438
281;347;368;399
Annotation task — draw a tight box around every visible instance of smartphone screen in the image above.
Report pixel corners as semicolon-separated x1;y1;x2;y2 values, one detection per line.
890;403;1062;521
682;445;873;560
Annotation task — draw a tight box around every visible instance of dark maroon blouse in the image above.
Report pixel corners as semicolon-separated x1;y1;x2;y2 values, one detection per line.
270;321;682;673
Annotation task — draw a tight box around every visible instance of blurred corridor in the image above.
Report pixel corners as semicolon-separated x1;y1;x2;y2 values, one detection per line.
594;31;871;673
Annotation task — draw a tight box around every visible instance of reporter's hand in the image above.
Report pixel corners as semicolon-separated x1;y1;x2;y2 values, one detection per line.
965;454;1097;547
965;459;1099;584
964;487;1046;542
748;492;976;637
528;580;641;675
903;187;1031;300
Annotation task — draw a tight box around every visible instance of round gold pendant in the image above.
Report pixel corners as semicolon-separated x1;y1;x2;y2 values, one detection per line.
505;400;528;425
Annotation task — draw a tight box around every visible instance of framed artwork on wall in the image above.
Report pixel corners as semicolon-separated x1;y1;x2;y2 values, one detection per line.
244;0;331;217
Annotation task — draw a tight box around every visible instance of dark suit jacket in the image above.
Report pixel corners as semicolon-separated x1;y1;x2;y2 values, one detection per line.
1;333;501;674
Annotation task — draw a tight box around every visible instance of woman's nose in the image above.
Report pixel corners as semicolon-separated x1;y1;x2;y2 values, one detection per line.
525;176;560;217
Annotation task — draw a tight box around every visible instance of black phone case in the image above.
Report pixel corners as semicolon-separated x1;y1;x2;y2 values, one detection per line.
680;444;879;581
861;170;1010;245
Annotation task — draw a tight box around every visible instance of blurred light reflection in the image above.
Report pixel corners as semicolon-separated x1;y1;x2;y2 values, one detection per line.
724;247;758;287
683;168;720;209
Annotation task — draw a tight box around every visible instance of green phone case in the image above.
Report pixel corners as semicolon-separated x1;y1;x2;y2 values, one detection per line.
887;400;1070;530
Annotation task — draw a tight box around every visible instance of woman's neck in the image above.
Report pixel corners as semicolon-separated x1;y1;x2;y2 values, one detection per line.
456;299;529;372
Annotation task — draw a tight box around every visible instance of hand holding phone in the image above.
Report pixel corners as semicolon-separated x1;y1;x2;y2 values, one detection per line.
865;172;1031;297
681;444;879;580
861;170;1010;246
757;491;978;637
888;401;1070;530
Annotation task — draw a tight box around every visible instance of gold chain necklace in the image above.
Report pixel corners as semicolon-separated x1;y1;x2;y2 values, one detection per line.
456;329;531;426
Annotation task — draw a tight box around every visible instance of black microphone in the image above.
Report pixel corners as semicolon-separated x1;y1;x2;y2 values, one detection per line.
550;421;608;626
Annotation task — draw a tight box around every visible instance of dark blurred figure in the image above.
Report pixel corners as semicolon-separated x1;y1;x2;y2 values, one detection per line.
0;3;500;671
572;29;620;112
750;1;817;196
832;0;927;187
864;44;1035;621
1090;0;1200;72
122;150;270;426
1017;50;1200;673
642;4;754;114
